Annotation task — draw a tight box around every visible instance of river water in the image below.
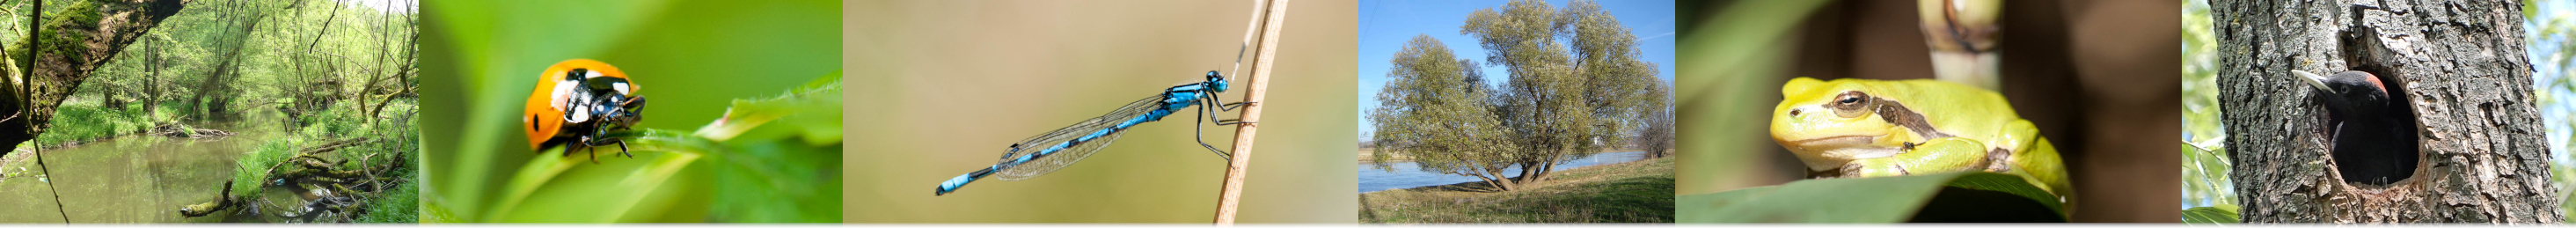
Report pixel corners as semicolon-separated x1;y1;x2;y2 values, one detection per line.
0;124;280;223
1357;151;1650;193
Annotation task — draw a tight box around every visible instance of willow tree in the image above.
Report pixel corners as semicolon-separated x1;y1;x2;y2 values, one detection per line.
1464;0;1660;185
1632;80;1672;158
1370;35;1519;190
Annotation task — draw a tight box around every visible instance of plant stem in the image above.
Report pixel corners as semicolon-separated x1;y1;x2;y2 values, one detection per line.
1213;0;1288;224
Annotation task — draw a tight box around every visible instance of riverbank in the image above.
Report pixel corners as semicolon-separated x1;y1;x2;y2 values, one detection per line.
1358;157;1673;223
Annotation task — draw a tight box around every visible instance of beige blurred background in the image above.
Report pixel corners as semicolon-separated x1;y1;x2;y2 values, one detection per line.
845;0;1358;223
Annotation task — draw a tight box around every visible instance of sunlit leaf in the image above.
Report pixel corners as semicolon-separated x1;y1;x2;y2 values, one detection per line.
2182;205;2241;224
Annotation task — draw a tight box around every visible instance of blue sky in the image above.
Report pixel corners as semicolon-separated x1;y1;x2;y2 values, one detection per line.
1356;0;1677;141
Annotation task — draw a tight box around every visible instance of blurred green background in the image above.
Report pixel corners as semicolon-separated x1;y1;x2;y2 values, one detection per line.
419;0;843;223
846;0;1358;223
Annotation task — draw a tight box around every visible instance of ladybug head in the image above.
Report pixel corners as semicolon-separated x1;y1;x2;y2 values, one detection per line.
565;69;593;81
1204;70;1229;92
583;75;636;98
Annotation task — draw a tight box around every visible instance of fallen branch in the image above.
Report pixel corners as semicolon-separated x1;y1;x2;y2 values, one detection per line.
178;180;237;217
148;123;233;138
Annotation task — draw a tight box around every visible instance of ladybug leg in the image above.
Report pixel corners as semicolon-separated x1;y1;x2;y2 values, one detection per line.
578;136;601;164
612;139;633;158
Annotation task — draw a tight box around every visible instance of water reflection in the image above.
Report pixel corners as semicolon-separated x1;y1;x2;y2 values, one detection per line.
0;124;277;223
1358;151;1650;193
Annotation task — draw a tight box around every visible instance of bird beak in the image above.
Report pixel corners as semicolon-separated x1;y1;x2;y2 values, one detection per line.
2292;70;2335;92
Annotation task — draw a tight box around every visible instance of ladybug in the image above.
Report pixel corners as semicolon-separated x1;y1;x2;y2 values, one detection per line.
523;59;647;163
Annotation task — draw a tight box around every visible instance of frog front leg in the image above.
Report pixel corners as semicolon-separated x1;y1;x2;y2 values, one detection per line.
1841;137;1994;177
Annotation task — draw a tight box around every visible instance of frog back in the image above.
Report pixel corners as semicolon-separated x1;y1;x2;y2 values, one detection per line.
1868;79;2023;146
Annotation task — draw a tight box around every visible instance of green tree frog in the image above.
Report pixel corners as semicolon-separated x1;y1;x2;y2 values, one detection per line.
1768;77;2073;202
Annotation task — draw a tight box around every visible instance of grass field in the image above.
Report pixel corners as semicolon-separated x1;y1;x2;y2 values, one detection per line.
1358;157;1674;223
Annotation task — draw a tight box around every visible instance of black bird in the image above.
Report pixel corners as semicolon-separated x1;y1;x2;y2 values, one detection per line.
2292;70;2417;185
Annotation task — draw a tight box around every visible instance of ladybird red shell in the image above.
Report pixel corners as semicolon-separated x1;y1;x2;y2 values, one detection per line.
523;59;637;151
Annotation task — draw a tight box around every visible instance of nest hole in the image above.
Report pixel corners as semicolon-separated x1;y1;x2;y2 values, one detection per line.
2327;26;2421;187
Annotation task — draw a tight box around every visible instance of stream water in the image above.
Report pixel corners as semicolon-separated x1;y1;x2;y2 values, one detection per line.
1357;151;1651;193
0;123;280;223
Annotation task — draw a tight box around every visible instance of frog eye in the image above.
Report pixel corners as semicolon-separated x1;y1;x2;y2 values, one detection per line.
1830;91;1872;118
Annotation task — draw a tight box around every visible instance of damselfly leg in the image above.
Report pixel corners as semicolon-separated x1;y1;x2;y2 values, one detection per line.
1191;92;1257;160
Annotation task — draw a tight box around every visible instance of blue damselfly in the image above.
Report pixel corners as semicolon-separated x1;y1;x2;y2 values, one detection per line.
934;70;1253;195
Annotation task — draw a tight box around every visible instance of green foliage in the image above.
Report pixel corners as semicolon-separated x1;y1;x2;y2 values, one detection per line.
1678;172;2066;223
1369;35;1510;176
2179;0;2239;212
1469;0;1657;166
2183;205;2242;224
32;100;152;148
700;72;842;222
231;138;299;199
1670;0;1831;195
461;74;842;223
356;176;420;223
2183;141;2236;209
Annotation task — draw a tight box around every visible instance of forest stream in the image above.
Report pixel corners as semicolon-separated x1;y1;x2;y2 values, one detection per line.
0;122;282;223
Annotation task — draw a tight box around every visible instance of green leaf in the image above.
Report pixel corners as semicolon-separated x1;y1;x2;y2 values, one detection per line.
470;73;842;223
488;129;710;222
696;74;845;222
2182;205;2241;224
1679;172;2065;223
694;71;843;143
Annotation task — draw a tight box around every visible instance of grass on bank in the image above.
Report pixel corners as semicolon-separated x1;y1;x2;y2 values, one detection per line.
33;99;175;148
1358;157;1675;223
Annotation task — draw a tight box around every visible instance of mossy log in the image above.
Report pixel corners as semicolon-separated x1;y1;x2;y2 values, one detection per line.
177;180;235;217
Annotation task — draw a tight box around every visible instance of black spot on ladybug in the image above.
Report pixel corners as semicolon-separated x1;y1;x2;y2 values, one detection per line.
565;69;589;81
584;77;629;91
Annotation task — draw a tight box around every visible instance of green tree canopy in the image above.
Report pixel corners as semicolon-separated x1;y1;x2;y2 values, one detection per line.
1374;0;1665;191
1370;34;1514;188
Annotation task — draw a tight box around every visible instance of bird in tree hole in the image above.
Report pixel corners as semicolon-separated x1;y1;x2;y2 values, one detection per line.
2293;70;2419;186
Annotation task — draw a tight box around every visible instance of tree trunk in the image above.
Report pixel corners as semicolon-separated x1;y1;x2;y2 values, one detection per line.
0;0;186;158
188;6;267;121
145;37;156;117
2212;0;2559;223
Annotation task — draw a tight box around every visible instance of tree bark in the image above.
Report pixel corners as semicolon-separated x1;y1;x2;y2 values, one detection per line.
0;0;186;158
2213;0;2559;223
